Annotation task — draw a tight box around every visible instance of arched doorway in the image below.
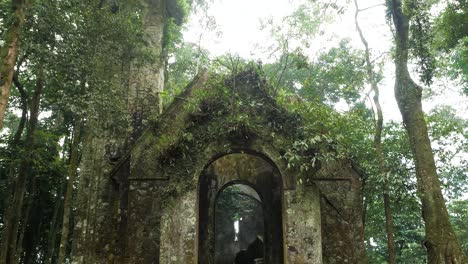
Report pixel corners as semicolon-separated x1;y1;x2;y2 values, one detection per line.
215;183;264;263
198;153;284;264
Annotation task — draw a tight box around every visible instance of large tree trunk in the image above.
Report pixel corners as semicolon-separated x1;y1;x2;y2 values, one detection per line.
72;1;168;262
389;0;465;263
0;65;44;264
57;120;82;264
0;0;28;129
1;70;28;233
353;1;396;263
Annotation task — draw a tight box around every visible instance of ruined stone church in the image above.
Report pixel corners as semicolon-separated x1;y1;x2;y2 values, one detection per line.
71;1;365;263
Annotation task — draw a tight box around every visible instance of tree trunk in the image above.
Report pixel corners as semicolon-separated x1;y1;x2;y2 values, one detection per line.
72;1;168;262
0;64;44;264
22;193;42;264
353;1;396;263
57;120;82;264
11;70;28;144
1;70;28;240
389;0;465;263
14;175;36;264
2;56;29;210
45;182;65;264
0;0;28;129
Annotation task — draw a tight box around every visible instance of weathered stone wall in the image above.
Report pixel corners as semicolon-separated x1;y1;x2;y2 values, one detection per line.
124;181;166;263
160;190;197;264
124;155;324;264
315;161;365;264
73;67;365;263
284;184;322;264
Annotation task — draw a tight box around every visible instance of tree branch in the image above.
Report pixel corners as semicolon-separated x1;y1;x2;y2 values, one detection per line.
358;3;385;12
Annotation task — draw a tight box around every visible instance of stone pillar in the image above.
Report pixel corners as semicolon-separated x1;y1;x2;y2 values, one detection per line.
315;161;366;264
284;184;323;264
160;190;197;264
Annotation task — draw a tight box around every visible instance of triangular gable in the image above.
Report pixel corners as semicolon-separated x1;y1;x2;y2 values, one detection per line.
110;67;362;192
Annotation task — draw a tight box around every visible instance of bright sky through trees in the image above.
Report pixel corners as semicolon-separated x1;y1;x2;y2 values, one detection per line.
183;0;467;122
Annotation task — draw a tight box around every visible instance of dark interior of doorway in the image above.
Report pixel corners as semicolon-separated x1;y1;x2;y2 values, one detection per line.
198;153;284;264
215;184;265;264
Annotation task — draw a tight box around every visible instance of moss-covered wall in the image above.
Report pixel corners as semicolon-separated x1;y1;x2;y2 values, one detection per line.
73;68;365;264
284;184;322;264
125;181;166;263
316;160;366;264
146;153;323;264
160;190;197;264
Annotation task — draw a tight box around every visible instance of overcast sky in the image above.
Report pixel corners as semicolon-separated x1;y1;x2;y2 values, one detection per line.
183;0;467;122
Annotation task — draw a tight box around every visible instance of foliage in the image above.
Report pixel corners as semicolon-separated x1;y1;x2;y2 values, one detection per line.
0;0;466;262
407;0;437;85
448;200;468;255
364;121;427;262
216;185;260;221
432;0;468;93
165;42;210;103
433;0;468;52
263;39;368;106
164;0;197;53
363;106;468;262
427;105;468;199
0;0;166;262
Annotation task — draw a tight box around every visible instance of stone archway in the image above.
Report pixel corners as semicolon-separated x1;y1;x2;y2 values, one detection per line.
198;153;284;264
214;183;264;264
73;69;365;264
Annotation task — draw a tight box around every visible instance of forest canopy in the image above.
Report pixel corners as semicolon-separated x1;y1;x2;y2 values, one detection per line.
0;0;466;263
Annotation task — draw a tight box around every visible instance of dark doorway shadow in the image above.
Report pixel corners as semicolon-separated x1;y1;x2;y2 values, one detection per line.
198;153;284;264
215;184;264;264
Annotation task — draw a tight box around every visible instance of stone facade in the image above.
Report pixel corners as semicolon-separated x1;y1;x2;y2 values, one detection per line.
66;0;367;262
160;190;197;264
72;69;365;263
285;185;322;264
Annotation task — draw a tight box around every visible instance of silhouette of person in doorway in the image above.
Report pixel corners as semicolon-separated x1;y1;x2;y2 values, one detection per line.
234;235;264;264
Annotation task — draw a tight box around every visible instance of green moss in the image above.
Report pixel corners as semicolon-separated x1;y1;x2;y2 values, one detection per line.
135;68;360;198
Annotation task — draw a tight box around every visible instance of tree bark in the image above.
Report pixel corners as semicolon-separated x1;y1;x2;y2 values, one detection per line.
0;0;29;129
11;72;28;143
354;1;396;263
1;70;28;237
57;119;82;264
0;64;44;264
389;0;466;263
45;182;64;264
14;175;36;264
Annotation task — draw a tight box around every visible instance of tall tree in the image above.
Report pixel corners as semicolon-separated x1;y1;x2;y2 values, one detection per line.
354;1;396;263
387;0;465;262
0;62;44;264
57;119;81;264
0;0;29;128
